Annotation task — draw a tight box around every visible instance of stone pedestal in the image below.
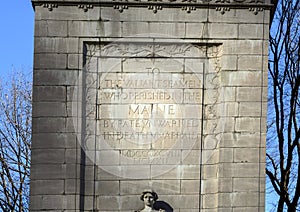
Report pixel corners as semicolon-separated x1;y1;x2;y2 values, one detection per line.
30;1;272;211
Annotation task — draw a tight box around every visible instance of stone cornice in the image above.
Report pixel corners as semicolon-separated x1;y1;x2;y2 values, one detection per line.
32;0;273;14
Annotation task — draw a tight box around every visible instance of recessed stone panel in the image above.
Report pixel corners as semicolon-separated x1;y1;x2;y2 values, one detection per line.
73;41;222;210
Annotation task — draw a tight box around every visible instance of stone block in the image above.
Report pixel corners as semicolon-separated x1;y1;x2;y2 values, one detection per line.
221;71;261;86
30;164;65;180
208;23;238;39
237;87;262;102
32;117;66;133
182;150;201;165
65;149;80;164
234;163;260;178
186;23;205;38
239;102;262;116
238;55;263;71
219;133;235;148
151;22;186;37
202;164;218;179
34;69;79;86
120;180;147;195
97;167;123;181
121;179;180;195
218;117;235;133
31;133;77;149
239;24;263;39
235;117;261;132
223;40;265;55
202;150;219;165
159;194;199;209
203;118;233;135
233;178;259;191
34;53;67;69
65;179;78;194
219;178;233;192
218;193;232;207
151;165;178;180
30;195;64;210
181;165;201;180
232;192;259;207
34;37;79;53
30;180;64;195
33;85;66;102
32;102;67;117
234;148;259;163
220;87;236;102
68;21;121;37
220;102;239;117
97;196;120;210
202;193;218;209
219;148;233;163
64;195;78;210
31;149;65;164
34;20;48;37
122;22;185;38
202;178;218;194
219;163;233;178
47;20;68;37
150;180;181;195
97;150;120;165
233;133;261;148
221;55;237;71
181;180;200;194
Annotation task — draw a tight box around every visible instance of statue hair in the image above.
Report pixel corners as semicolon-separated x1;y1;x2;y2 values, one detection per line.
140;190;158;201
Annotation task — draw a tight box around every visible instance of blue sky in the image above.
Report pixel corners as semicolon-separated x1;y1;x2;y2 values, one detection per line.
0;1;34;75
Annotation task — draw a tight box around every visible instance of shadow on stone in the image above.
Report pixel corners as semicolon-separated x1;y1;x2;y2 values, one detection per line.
154;201;173;212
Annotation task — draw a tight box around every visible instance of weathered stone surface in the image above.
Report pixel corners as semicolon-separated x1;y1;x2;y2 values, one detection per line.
30;1;270;211
34;53;67;69
30;180;65;195
33;102;67;117
34;69;78;86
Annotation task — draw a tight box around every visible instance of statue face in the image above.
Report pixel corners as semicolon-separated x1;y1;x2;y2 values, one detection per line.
143;193;155;206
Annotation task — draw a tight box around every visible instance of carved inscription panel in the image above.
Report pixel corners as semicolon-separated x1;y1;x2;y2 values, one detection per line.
82;42;220;180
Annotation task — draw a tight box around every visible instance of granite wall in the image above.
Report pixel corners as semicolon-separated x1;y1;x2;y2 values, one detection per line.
30;1;271;211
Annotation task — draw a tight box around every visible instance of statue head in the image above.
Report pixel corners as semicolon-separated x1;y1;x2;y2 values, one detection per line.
140;190;158;207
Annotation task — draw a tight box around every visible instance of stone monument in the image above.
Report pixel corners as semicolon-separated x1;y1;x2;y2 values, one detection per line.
30;0;272;211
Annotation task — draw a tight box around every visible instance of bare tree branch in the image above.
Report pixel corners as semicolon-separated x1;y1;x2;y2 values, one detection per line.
0;69;32;211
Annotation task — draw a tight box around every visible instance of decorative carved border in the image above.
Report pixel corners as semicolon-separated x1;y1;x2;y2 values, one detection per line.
33;0;273;15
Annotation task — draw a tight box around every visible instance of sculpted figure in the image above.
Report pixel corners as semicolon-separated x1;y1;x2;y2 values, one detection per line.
136;190;166;212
